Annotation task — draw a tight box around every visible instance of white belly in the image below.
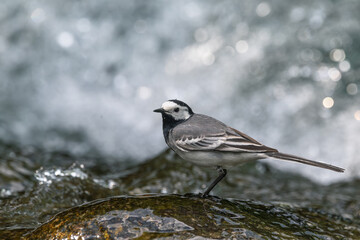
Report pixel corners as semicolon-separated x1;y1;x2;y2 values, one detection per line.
173;149;267;168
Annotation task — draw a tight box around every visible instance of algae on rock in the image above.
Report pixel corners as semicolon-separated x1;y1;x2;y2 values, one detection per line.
26;194;360;239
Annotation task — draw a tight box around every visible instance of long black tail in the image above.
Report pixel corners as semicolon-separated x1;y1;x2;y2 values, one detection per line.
267;152;345;172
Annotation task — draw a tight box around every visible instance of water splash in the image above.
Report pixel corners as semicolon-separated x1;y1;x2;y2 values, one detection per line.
35;164;88;185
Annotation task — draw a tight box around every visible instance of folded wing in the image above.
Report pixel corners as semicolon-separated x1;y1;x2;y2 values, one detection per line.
175;132;227;151
174;127;277;154
214;127;277;153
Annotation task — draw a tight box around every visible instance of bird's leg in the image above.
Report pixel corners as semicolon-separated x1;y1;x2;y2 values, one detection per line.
202;166;227;197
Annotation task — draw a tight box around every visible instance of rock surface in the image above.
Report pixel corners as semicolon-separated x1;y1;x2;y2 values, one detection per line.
26;194;359;239
1;144;359;239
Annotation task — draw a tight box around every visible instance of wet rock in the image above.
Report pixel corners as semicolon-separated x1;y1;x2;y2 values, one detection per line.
25;194;360;239
1;144;360;239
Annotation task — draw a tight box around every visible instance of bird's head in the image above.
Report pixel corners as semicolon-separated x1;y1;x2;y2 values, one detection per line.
154;99;194;121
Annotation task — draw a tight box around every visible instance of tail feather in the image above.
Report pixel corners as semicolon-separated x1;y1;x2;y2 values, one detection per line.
267;152;345;173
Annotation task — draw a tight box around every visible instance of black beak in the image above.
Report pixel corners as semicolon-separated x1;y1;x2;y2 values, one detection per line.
153;108;164;113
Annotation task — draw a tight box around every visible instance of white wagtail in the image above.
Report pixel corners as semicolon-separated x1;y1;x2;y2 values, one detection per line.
154;99;345;197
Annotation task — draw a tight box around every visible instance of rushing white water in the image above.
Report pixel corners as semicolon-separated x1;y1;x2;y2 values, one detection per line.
0;0;359;183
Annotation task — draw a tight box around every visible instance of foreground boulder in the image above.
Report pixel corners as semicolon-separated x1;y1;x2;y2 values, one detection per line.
25;194;359;239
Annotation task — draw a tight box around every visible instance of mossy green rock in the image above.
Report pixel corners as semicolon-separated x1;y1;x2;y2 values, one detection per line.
26;194;359;239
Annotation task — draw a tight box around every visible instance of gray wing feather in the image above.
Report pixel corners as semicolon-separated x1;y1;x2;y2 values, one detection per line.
175;134;226;151
171;114;278;153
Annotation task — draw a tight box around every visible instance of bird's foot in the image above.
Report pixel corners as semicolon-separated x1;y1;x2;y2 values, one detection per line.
183;192;208;198
200;192;208;198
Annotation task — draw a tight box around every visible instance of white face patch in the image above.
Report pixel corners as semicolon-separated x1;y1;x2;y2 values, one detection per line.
161;101;191;120
162;101;178;111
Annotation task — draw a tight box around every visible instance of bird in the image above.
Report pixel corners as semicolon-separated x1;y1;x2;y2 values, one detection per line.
154;99;345;197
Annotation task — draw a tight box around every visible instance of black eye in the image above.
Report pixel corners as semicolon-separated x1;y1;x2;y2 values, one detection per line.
174;107;179;112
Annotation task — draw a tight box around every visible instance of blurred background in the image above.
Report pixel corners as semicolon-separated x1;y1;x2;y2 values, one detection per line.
2;2;360;237
1;0;359;185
